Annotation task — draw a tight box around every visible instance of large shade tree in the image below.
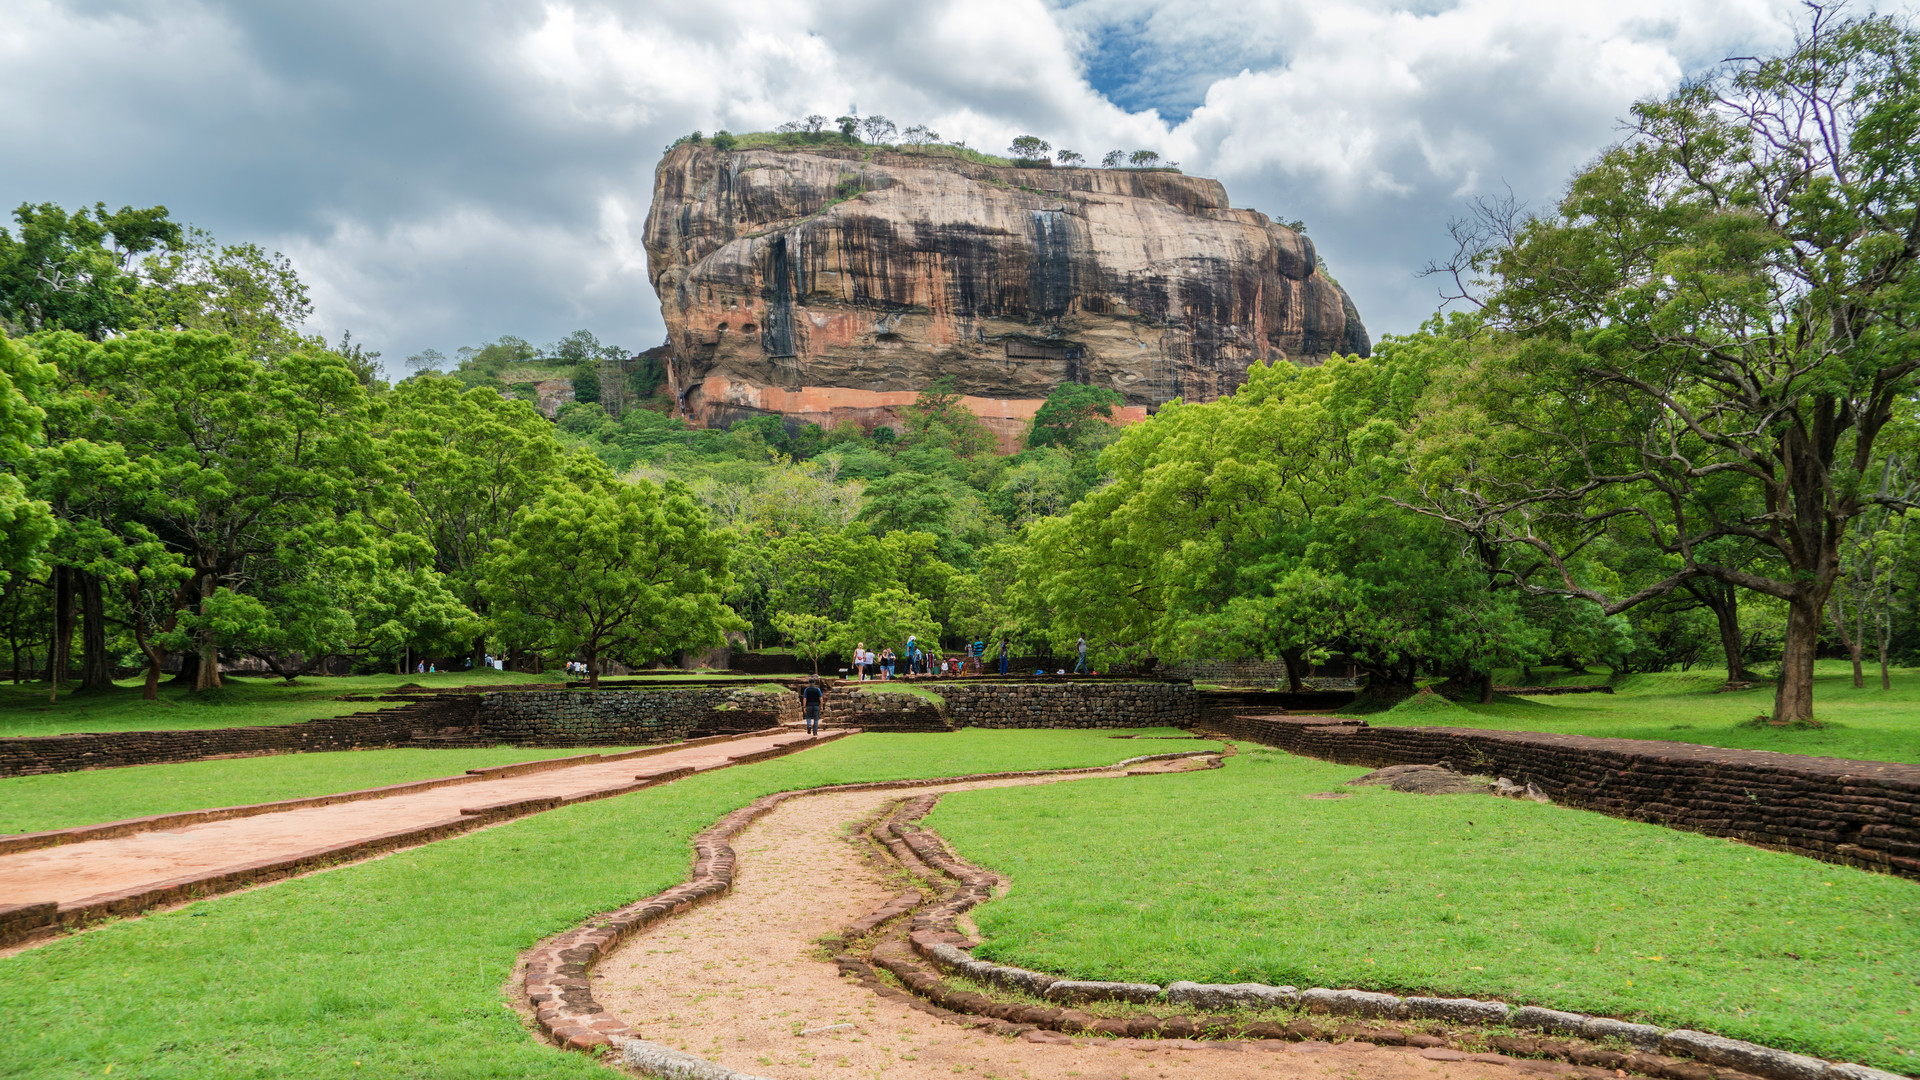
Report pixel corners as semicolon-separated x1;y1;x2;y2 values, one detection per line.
480;479;740;687
1412;9;1920;720
31;330;385;690
378;375;565;668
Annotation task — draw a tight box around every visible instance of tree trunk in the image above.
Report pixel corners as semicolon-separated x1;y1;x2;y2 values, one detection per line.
585;645;600;689
1773;593;1824;722
193;576;222;692
1828;592;1864;689
133;622;165;701
77;570;114;691
49;565;75;687
1853;589;1868;689
470;633;488;676
1480;669;1494;704
1690;581;1754;684
1279;649;1305;693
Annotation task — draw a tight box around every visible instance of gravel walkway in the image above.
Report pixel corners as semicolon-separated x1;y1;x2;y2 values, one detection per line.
594;772;1529;1080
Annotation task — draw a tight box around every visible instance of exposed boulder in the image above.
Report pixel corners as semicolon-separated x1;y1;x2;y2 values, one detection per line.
643;143;1370;448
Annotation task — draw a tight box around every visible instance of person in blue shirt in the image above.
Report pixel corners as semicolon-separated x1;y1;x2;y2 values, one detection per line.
798;679;824;735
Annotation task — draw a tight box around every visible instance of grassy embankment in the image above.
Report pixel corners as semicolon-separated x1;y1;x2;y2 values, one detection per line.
0;670;563;738
0;730;1216;1079
930;747;1919;1073
0;745;656;835
1356;660;1920;764
0;670;796;739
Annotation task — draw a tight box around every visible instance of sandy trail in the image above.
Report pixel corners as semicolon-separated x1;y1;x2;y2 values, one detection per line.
594;772;1527;1080
0;729;819;908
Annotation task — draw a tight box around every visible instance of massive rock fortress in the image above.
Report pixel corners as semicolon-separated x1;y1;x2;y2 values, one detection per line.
643;142;1370;446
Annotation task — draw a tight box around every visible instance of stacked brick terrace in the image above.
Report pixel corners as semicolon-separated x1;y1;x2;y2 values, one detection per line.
1207;714;1920;880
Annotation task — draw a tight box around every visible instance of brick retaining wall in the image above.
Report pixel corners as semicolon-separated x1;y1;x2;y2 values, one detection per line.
941;681;1196;729
1159;658;1296;684
1;682;1191;777
0;687;784;777
471;688;778;746
0;697;483;777
772;679;1197;731
1207;714;1920;880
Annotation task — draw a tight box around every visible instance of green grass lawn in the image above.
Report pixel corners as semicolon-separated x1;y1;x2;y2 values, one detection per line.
0;670;563;738
928;747;1919;1073
0;746;656;835
856;682;946;704
0;729;1215;1080
1357;661;1920;764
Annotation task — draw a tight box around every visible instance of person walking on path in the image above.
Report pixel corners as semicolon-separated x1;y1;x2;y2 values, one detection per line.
799;678;824;736
1074;634;1088;674
997;638;1009;675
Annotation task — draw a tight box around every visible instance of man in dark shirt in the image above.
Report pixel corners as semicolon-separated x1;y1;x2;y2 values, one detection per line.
799;679;824;735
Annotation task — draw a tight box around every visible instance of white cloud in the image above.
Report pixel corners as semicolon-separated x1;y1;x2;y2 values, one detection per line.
4;0;1898;375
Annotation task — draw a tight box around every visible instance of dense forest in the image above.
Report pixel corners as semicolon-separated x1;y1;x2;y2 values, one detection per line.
3;10;1917;721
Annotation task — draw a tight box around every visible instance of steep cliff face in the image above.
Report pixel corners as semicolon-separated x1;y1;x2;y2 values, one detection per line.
643;143;1369;445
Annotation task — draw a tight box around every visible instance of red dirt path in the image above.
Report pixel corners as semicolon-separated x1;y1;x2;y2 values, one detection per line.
0;730;819;914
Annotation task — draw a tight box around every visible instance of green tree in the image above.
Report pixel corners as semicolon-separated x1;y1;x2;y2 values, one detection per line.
0;202;181;338
480;479;740;687
830;587;941;661
573;362;601;403
136;228;313;361
905;378;996;457
765;531;883;624
0;336;54;586
772;611;833;675
1009;135;1052;161
1013;342;1528;686
856;473;956;537
1413;10;1920;721
1026;383;1123;449
379;376;566;667
31;330;384;690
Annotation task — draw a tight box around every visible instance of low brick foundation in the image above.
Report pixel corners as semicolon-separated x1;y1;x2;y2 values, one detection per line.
941;681;1196;729
769;679;1198;732
0;687;784;778
472;688;778;746
0;696;484;777
1205;714;1920;880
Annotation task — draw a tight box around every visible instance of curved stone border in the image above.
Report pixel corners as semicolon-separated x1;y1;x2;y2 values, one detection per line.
510;750;1223;1061
856;793;1908;1080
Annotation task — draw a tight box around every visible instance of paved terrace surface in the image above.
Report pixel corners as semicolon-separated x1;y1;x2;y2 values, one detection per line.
0;729;821;914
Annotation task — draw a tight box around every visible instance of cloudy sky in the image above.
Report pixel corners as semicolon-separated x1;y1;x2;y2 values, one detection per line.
0;0;1865;377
